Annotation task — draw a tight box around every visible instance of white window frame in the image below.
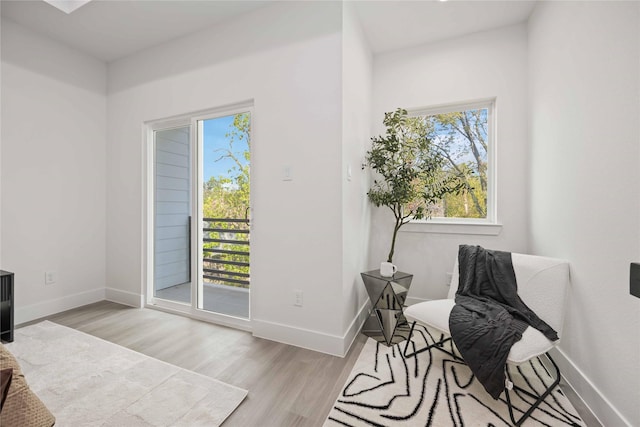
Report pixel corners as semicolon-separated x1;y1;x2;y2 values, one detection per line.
403;98;501;236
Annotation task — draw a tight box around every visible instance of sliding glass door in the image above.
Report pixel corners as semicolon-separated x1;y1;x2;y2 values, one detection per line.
148;106;252;326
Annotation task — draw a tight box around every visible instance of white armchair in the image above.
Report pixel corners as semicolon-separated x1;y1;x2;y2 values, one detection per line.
403;251;570;426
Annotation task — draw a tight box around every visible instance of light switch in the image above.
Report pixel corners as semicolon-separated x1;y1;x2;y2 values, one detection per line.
283;165;293;181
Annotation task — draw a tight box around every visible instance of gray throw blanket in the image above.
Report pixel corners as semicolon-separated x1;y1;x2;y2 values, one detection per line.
449;245;558;399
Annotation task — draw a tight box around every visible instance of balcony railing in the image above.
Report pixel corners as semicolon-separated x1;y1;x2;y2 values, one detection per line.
202;217;250;288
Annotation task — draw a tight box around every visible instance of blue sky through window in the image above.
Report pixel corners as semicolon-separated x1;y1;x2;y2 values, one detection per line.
203;114;249;182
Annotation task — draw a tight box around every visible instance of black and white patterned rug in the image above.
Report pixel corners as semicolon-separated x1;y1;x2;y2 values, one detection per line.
325;325;584;427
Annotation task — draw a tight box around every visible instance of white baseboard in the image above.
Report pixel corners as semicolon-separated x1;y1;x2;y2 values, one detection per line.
15;287;106;325
104;285;371;357
105;287;143;308
251;318;346;356
254;300;372;357
552;347;630;426
341;299;372;356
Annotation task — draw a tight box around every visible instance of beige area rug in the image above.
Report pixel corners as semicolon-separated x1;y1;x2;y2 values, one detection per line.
5;321;247;426
326;324;584;427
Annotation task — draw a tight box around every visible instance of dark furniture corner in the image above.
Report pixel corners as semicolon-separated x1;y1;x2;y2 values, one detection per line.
0;271;14;343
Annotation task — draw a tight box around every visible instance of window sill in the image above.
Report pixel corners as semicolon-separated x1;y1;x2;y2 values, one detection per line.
400;220;502;236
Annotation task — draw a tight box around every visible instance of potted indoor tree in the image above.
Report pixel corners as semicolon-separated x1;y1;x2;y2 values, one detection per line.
364;108;466;265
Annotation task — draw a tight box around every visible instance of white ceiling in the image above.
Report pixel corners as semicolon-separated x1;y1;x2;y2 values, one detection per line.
352;1;537;54
0;0;273;62
1;0;537;62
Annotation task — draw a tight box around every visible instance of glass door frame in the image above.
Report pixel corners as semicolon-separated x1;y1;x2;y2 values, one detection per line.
144;103;253;332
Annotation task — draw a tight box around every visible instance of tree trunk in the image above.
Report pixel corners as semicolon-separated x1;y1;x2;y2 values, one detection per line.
387;217;403;263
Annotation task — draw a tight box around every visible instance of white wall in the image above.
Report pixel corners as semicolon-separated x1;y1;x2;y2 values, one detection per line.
0;19;107;323
370;24;530;302
528;2;640;425
340;3;373;354
0;13;3;269
106;2;348;353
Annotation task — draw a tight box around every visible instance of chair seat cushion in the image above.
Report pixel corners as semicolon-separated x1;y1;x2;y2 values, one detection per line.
405;300;455;334
404;301;557;364
508;326;555;364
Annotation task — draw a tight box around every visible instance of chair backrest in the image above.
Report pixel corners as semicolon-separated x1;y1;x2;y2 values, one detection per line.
447;252;570;339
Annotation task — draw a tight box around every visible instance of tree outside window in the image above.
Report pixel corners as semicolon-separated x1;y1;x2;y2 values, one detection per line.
412;101;492;220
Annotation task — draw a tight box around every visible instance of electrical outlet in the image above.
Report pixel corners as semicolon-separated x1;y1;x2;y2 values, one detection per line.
294;290;303;307
45;271;57;285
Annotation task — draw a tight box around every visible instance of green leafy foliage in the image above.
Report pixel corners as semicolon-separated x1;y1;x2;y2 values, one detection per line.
364;108;466;262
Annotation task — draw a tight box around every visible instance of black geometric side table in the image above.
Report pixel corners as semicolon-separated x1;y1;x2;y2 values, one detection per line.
361;270;413;346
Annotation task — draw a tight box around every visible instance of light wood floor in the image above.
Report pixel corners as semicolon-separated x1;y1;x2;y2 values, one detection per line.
29;301;366;426
25;301;600;426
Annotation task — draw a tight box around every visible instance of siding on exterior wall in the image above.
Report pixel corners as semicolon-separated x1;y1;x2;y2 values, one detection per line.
154;127;191;291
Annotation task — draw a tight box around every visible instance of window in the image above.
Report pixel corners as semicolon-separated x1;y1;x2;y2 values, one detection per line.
409;99;495;223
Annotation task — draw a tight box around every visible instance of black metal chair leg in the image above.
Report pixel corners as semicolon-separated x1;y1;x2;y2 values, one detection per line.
403;322;461;360
403;321;418;358
505;352;561;426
